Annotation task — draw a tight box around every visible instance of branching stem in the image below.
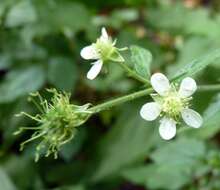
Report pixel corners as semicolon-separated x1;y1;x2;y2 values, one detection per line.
118;61;150;84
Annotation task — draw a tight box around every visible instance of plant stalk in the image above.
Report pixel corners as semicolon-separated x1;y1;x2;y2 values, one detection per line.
198;84;220;92
118;61;150;84
89;84;220;114
89;88;153;113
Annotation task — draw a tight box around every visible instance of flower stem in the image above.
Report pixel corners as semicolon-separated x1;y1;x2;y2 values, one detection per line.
89;88;153;113
89;84;220;114
118;61;150;84
198;84;220;92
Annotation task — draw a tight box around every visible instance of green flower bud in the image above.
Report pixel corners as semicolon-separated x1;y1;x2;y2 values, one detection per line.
14;89;92;161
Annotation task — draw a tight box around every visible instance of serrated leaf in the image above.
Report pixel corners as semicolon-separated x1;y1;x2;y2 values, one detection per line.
92;101;157;181
59;128;87;162
0;167;16;190
147;4;220;38
3;155;36;190
0;65;46;103
48;57;78;92
130;45;152;79
167;37;220;76
181;93;220;139
123;138;206;190
151;138;206;165
171;49;220;81
54;184;85;190
36;1;90;32
146;164;191;190
121;165;152;185
6;0;37;27
91;103;158;182
123;164;193;190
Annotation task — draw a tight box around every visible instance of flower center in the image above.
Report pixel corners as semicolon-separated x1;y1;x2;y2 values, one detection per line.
95;39;115;61
162;93;185;120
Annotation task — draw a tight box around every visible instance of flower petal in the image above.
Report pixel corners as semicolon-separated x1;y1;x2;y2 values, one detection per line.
179;77;197;98
87;60;103;80
100;27;109;42
80;45;99;60
181;108;203;128
150;73;171;96
159;117;176;140
140;102;161;121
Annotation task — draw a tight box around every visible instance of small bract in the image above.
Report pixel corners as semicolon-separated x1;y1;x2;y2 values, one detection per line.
80;27;125;80
140;73;203;140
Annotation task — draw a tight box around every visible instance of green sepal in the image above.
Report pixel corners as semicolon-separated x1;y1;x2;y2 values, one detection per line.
109;50;125;62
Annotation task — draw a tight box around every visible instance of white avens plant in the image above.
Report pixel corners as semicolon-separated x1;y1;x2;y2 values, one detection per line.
140;73;203;140
80;27;126;80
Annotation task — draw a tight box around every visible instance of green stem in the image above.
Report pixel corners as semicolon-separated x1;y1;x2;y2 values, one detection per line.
89;88;153;113
198;84;220;92
118;61;150;84
89;84;220;114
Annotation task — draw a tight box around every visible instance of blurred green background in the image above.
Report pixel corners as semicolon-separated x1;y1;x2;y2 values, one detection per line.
1;0;220;189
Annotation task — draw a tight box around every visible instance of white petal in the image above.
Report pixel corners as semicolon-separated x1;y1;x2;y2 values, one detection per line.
80;45;99;60
87;60;103;80
159;117;176;140
140;102;161;121
179;77;197;98
150;73;171;96
100;27;109;42
181;108;203;128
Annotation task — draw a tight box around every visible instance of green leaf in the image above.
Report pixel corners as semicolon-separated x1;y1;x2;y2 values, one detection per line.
130;45;152;79
0;167;16;190
48;57;78;92
36;1;90;33
111;9;138;22
167;37;220;76
6;0;37;27
123;164;192;190
45;161;87;185
146;164;191;190
149;138;206;189
147;4;220;38
181;93;220;139
54;184;85;190
0;54;12;70
3;155;37;190
151;138;206;165
147;3;188;30
171;48;220;81
0;65;46;103
59;128;87;162
91;103;158;182
123;138;206;190
121;165;152;185
108;9;139;29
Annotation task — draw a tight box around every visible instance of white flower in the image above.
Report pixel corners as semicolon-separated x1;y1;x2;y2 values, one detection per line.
140;73;203;140
80;27;125;80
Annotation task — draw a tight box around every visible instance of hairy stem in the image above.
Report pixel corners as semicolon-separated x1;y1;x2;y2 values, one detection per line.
89;88;153;113
89;84;220;114
118;61;150;84
198;84;220;92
